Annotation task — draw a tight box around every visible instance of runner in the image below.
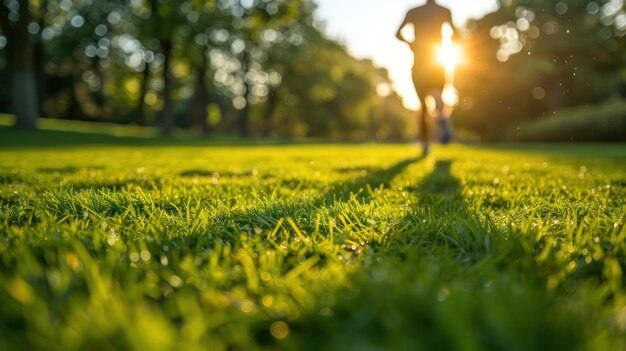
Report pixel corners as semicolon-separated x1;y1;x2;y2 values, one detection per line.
396;0;456;156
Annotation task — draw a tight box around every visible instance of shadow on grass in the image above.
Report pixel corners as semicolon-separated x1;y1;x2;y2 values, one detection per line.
179;169;255;178
321;157;422;203
205;156;425;250
279;159;583;351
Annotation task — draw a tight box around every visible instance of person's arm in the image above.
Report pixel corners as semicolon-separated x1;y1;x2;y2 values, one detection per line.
396;15;410;43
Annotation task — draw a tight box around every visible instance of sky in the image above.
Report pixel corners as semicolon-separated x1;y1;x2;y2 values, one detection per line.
316;0;499;110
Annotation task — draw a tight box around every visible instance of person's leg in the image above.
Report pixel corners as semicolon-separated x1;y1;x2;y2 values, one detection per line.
413;69;431;156
417;94;431;156
429;88;453;144
428;88;445;119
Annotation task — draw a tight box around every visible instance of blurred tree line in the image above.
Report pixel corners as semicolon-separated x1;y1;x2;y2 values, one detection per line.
455;0;626;141
0;0;414;140
2;0;625;141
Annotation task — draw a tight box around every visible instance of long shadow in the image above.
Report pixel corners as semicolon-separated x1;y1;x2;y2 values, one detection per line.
320;156;423;203
393;159;491;261
287;159;584;351
200;156;427;252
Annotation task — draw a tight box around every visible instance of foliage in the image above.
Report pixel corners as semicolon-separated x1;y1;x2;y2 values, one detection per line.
0;0;413;139
455;0;626;140
0;128;625;350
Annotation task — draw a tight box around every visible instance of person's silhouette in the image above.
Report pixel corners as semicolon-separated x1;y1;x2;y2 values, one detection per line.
396;0;455;156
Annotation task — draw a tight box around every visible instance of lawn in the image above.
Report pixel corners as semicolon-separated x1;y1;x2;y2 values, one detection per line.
0;131;625;350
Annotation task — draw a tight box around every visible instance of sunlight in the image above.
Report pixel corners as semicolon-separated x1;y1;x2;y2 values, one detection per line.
442;83;460;107
437;22;462;107
437;23;462;74
437;42;462;73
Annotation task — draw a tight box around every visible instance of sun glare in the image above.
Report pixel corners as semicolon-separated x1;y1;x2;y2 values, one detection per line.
437;22;462;107
437;23;462;73
437;43;462;72
442;83;460;107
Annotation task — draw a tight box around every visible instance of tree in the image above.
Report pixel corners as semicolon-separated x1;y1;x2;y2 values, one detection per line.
219;0;304;136
181;0;223;134
0;0;39;129
0;0;417;140
455;0;626;140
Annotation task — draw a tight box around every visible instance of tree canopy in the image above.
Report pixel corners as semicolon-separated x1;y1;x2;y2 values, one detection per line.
455;0;626;140
0;0;414;140
0;0;624;140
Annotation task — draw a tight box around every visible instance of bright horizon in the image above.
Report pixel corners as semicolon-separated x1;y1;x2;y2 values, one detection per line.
316;0;499;110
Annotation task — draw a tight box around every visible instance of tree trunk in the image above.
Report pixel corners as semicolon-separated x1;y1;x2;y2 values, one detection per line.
262;88;279;137
188;51;210;133
238;49;251;137
1;0;39;129
66;58;82;120
34;39;45;117
34;0;47;116
160;41;174;136
137;63;151;125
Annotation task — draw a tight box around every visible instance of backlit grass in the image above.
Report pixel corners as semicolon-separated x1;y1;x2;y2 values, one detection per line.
0;136;624;350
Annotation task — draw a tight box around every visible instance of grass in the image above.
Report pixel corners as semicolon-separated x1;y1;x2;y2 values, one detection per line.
0;129;625;350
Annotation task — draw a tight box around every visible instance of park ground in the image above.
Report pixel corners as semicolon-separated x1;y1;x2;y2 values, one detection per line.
0;127;625;350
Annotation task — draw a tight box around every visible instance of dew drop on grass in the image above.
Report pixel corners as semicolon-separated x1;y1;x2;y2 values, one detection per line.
240;300;255;313
262;295;274;307
140;250;151;262
107;232;119;246
260;272;272;282
168;275;182;288
270;321;289;340
568;261;576;270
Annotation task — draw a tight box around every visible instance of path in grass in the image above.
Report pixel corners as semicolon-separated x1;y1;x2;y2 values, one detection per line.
0;140;625;350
